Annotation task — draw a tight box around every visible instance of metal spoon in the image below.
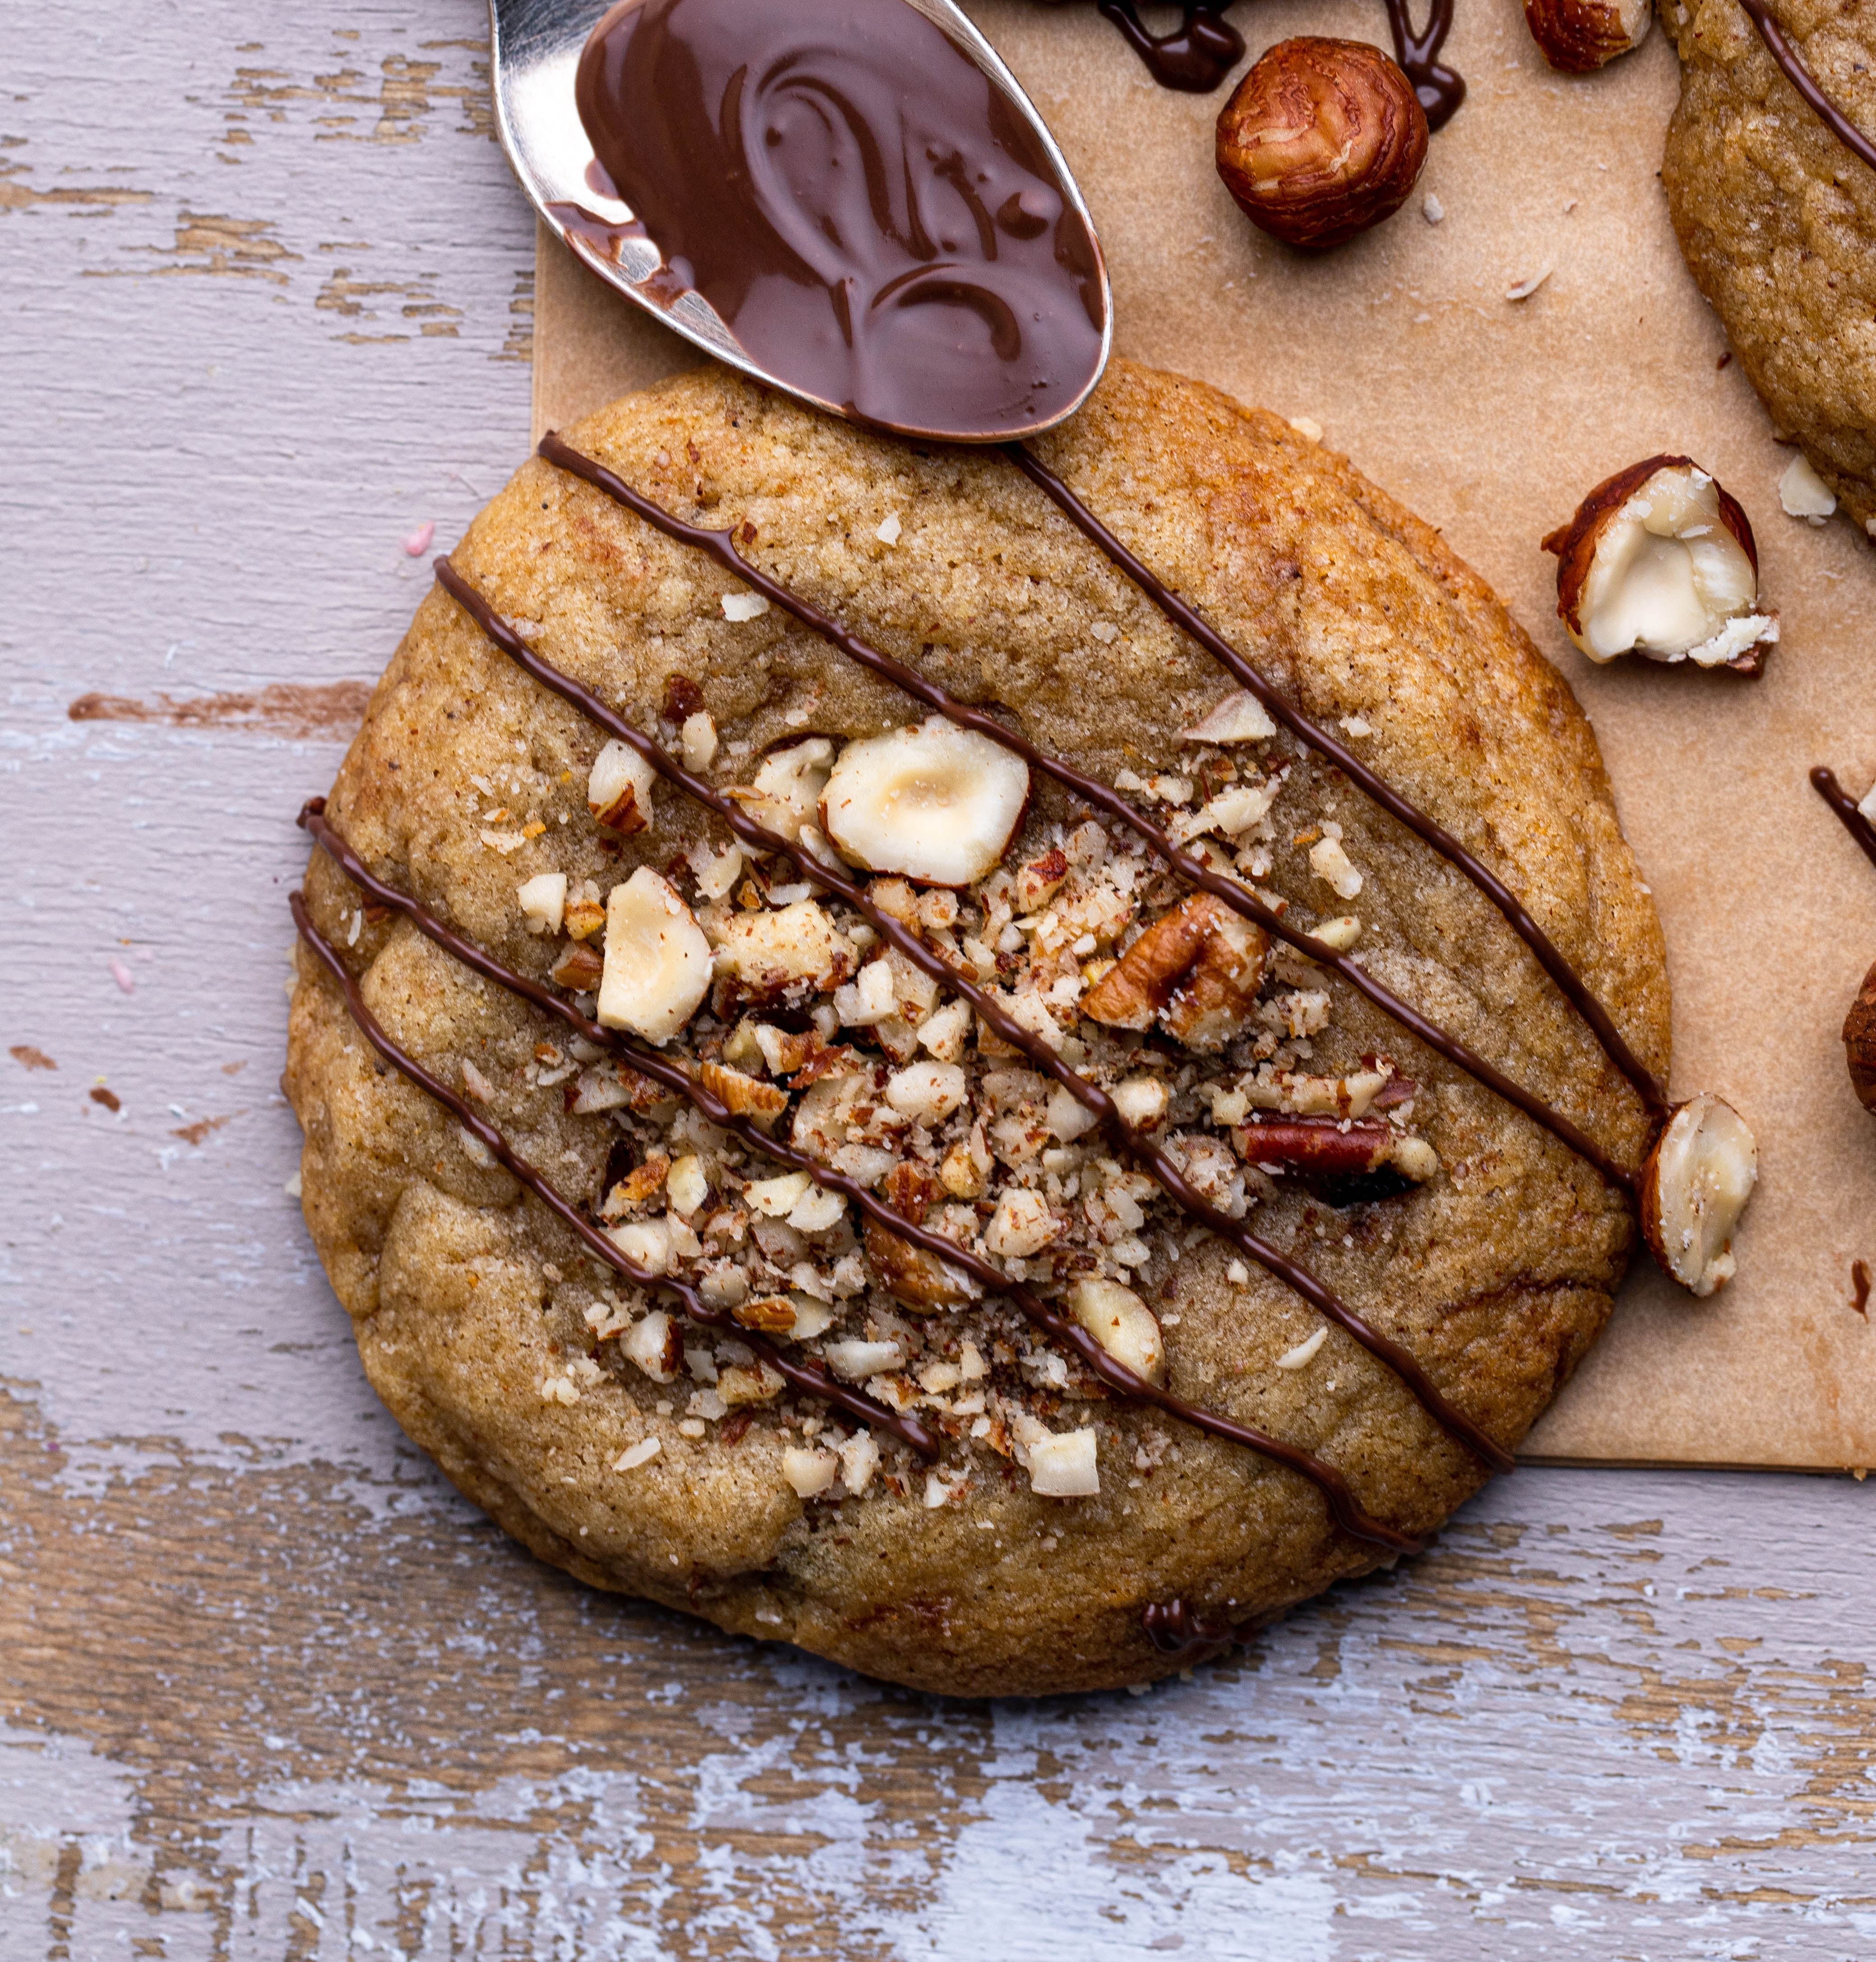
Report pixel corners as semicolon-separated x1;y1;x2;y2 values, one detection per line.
487;0;1113;442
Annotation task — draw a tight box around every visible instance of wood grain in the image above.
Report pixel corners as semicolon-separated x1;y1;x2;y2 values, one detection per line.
5;0;1876;1954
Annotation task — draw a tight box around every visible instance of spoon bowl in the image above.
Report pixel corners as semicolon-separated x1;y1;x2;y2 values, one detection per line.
488;0;1113;443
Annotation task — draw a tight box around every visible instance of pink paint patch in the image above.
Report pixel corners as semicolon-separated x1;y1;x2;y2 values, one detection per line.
403;521;436;557
109;959;136;995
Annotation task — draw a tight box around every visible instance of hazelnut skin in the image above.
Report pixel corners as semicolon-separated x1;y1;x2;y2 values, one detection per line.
1523;0;1652;73
1847;960;1876;1112
1215;37;1429;252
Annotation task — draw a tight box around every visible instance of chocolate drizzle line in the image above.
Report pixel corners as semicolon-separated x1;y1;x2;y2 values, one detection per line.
287;889;937;1461
1812;766;1876;873
540;433;1630;1190
432;550;1510;1494
1736;0;1876;177
509;462;1522;1475
299;800;1421;1553
1004;441;1670;1122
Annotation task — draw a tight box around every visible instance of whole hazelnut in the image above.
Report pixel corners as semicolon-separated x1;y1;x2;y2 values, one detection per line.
1846;960;1876;1111
1215;37;1429;252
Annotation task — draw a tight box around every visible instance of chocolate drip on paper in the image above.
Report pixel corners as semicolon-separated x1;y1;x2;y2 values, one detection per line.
1383;0;1465;130
1812;766;1876;873
1736;0;1876;177
1087;1;1246;92
288;891;938;1461
538;433;1633;1192
1004;441;1669;1119
431;551;1510;1498
299;799;1421;1553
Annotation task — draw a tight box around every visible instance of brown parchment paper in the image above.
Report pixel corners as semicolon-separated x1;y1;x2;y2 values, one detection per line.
530;0;1876;1470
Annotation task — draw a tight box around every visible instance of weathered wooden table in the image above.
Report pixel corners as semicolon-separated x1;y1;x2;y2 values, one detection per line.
5;3;1874;1955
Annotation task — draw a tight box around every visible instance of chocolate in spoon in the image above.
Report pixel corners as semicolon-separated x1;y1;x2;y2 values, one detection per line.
489;0;1112;441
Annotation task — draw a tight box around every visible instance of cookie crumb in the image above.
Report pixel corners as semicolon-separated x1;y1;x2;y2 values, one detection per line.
1778;454;1836;525
1276;1328;1329;1370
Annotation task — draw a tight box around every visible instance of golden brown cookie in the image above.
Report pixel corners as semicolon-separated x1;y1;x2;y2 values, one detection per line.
1661;0;1876;536
284;359;1668;1697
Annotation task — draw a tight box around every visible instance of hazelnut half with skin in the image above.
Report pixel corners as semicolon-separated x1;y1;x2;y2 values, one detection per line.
1845;960;1876;1112
1523;0;1651;72
1638;1093;1759;1299
1543;456;1779;674
1215;37;1429;252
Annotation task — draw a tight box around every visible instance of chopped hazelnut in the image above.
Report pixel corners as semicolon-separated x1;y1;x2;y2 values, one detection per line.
1543;457;1777;672
596;868;711;1044
588;739;656;832
1067;1278;1167;1387
515;871;567;935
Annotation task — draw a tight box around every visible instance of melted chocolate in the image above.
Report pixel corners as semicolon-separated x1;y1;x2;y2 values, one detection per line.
1853;1259;1871;1320
288;889;938;1461
432;549;1491;1505
569;0;1106;438
1141;1596;1240;1659
1813;765;1876;873
1737;0;1876;177
299;798;1421;1553
1090;1;1246;92
1006;441;1668;1118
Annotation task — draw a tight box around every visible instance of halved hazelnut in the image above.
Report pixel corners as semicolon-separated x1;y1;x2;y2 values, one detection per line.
588;739;656;832
1844;960;1876;1112
1215;37;1429;253
1523;0;1651;71
1638;1093;1758;1298
1543;458;1778;673
819;718;1030;887
595;867;711;1045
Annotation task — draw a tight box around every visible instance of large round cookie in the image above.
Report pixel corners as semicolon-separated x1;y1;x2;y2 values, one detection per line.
1661;0;1876;535
285;359;1668;1698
